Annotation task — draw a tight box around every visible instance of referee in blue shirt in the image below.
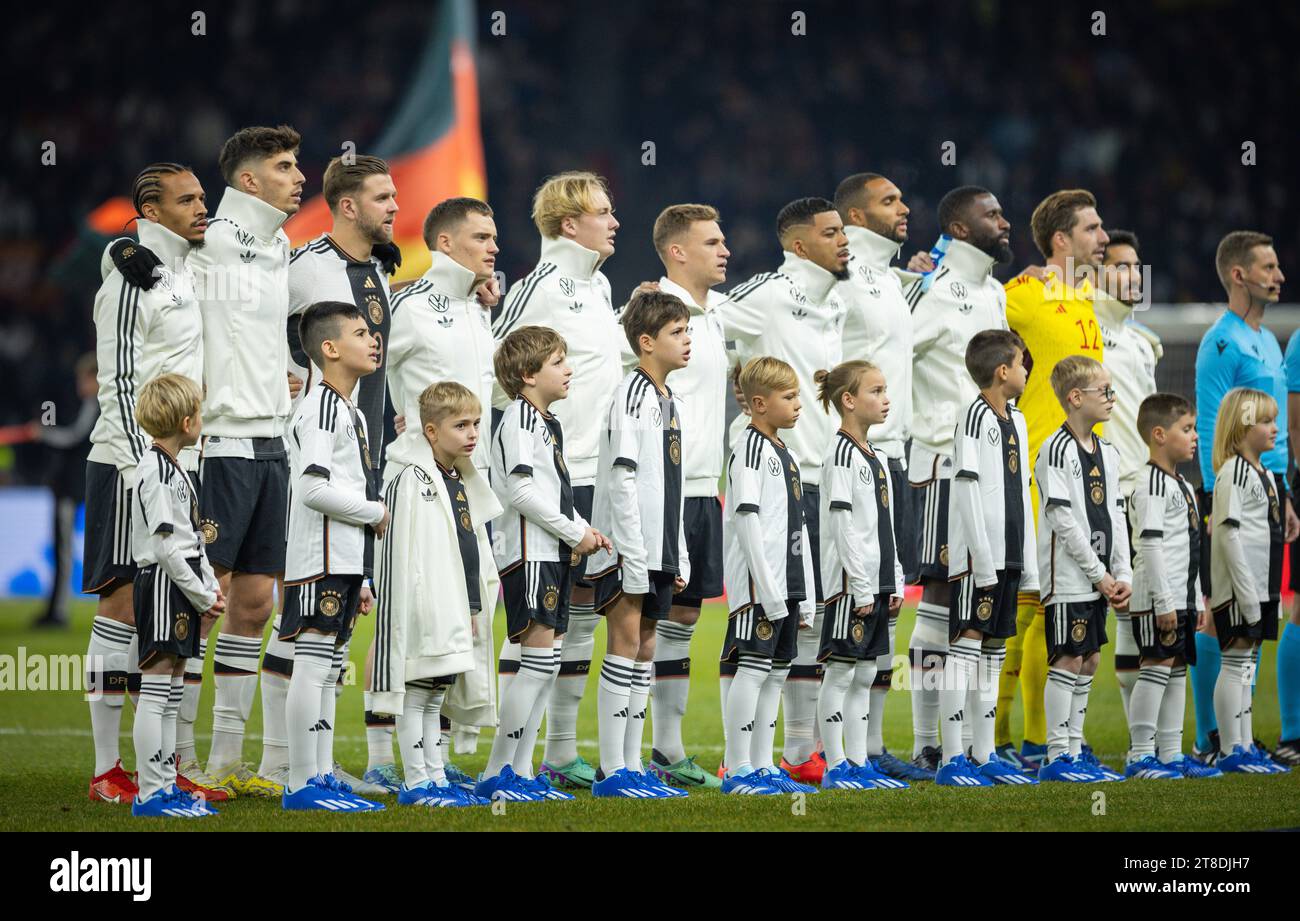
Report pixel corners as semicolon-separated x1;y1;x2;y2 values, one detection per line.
1192;230;1294;763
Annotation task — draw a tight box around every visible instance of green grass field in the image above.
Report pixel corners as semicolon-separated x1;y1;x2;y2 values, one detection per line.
2;598;1297;831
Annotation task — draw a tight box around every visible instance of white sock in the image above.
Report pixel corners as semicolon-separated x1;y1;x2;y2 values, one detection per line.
594;653;633;775
497;638;520;711
423;683;449;785
398;683;434;787
126;633;140;709
1068;673;1094;757
132;674;171;801
910;603;947;756
286;634;334;792
1045;666;1077;761
719;664;735;757
971;643;1005;762
1128;663;1170;758
1240;648;1257;747
651;619;694;764
753;661;791;772
939;636;980;763
781;618;821;765
1155;665;1186;760
544;607;596;766
724;655;769;777
87;616;133;776
1113;610;1139;718
817;659;855;768
1215;648;1251;755
257;616;292;775
624;660;653;773
317;644;343;775
514;644;560;777
866;616;896;758
485;646;551;777
363;691;397;770
845;659;878;765
176;636;206;765
207;632;262;773
164;676;183;790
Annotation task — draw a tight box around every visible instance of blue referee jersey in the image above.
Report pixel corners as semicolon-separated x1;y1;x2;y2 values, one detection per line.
1195;309;1288;488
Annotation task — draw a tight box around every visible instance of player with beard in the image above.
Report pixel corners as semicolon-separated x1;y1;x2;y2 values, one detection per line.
716;197;848;788
905;186;1011;775
257;154;399;794
830;173;931;782
999;189;1115;775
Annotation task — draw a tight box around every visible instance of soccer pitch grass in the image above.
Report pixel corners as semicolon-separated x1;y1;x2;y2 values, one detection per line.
2;599;1297;832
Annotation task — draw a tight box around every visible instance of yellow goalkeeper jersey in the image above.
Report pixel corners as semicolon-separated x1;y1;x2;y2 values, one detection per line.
1004;269;1104;516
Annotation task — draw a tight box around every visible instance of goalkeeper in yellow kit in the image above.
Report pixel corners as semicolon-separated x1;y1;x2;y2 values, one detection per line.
999;189;1110;769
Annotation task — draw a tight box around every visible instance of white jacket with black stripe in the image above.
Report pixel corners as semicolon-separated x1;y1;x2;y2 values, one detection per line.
491;236;625;487
370;434;501;722
89;219;204;482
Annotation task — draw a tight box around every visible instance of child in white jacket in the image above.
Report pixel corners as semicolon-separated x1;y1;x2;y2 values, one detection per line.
372;382;502;807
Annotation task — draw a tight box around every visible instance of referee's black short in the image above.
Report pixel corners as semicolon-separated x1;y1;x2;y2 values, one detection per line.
1290;472;1300;592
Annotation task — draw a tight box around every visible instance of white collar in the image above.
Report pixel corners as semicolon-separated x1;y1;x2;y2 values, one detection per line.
778;250;841;304
844;224;901;271
213;186;289;240
658;275;725;315
136;218;193;267
941;238;997;282
539;235;602;279
423;251;482;299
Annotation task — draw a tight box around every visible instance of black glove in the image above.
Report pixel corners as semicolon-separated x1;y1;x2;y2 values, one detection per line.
109;238;162;290
372;241;402;276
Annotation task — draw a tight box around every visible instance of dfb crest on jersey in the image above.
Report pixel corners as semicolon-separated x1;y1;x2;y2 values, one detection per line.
559;277;576;297
367;295;384;325
950;281;968;299
319;591;342;618
755;617;774;641
428;293;450;313
767;456;782;477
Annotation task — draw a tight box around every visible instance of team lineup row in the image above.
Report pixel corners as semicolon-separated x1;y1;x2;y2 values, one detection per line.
82;123;1295;816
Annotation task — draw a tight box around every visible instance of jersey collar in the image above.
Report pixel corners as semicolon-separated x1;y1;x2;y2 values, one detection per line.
213;186;290;240
844;224;901;272
135;218;193;267
778;250;840;305
539;235;602;280
424;250;482;299
657;275;726;316
940;238;996;283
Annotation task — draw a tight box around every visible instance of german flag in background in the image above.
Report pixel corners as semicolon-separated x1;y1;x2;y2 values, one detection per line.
283;0;486;282
82;0;485;285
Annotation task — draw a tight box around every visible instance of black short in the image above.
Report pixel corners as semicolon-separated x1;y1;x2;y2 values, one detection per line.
1213;598;1279;650
951;569;1022;641
199;444;288;574
280;574;363;643
592;567;676;620
501;559;571;640
1130;608;1197;663
887;456;919;585
801;485;823;603
82;461;136;594
133;560;204;666
570;485;595;585
720;600;801;663
911;468;951;583
819;592;891;662
675;497;724;608
1045;598;1108;659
